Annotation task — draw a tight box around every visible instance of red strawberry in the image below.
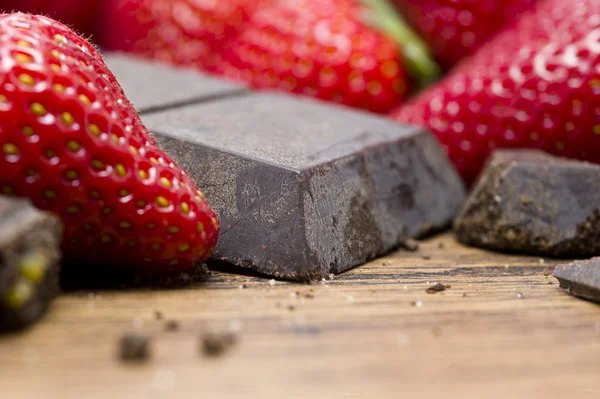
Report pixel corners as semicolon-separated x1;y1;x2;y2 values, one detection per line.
0;0;103;37
98;0;439;114
0;13;220;272
214;0;440;113
98;0;260;72
391;0;600;184
392;0;538;69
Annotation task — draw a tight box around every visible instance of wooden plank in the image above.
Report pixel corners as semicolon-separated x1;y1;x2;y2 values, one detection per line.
0;232;599;398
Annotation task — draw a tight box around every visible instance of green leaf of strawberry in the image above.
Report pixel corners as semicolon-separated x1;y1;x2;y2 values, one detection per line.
0;13;220;272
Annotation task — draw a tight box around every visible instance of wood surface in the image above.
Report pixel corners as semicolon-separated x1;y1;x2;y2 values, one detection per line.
1;232;599;399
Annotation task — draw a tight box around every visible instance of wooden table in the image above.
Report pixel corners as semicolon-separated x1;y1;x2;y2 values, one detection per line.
1;233;599;398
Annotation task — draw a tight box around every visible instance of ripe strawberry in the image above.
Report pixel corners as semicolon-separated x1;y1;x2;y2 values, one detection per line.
392;0;538;69
0;13;220;272
390;0;600;184
0;0;103;37
214;0;440;113
98;0;260;72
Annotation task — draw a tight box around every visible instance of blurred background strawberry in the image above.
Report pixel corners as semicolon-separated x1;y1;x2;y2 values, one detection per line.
390;0;539;70
98;0;440;114
0;0;103;36
98;0;261;72
391;0;600;184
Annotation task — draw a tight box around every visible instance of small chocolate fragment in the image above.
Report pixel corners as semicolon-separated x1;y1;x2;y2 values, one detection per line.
142;93;466;281
454;150;600;257
119;334;150;361
426;283;449;294
553;258;600;303
201;332;237;357
0;196;63;332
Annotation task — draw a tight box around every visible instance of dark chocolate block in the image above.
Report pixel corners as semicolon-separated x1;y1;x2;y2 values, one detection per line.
554;258;600;303
454;150;600;257
103;53;247;113
0;196;63;331
142;93;466;280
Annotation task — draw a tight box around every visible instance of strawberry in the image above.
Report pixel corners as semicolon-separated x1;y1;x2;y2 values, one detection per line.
0;13;220;272
214;0;440;113
390;0;600;184
98;0;440;114
0;0;103;37
392;0;538;69
98;0;260;72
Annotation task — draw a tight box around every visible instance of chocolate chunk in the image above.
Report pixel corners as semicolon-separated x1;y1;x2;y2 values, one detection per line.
119;334;150;361
141;93;465;281
554;258;600;303
0;196;63;332
454;150;600;257
103;53;247;113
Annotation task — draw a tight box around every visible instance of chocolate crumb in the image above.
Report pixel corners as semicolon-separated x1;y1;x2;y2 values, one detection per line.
438;242;445;249
154;311;163;320
382;261;392;266
426;283;449;294
422;255;432;260
201;332;237;357
164;320;180;331
304;293;315;299
288;305;296;312
520;195;534;205
462;292;467;297
402;239;420;252
119;334;150;362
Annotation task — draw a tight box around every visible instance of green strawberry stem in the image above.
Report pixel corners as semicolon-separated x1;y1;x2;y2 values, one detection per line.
358;0;441;90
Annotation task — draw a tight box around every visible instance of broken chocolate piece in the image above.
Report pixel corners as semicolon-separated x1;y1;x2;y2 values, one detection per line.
0;196;63;332
553;258;600;303
103;53;247;113
454;150;600;257
141;93;465;281
119;334;150;361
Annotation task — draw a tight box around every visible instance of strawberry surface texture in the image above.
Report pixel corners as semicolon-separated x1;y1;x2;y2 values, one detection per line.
0;13;220;272
391;0;600;184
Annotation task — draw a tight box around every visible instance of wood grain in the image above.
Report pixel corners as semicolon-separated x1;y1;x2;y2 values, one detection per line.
1;233;599;399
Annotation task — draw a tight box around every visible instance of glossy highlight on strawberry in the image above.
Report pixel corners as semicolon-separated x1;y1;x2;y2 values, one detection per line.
391;0;600;184
0;13;220;272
